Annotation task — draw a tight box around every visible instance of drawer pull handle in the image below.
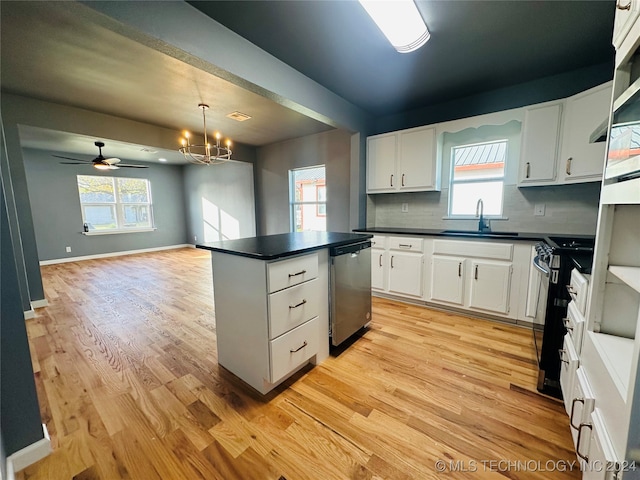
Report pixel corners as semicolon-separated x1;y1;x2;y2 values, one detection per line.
474;265;478;280
563;318;573;331
401;173;405;187
290;341;308;353
379;254;383;267
399;243;412;248
288;270;307;278
458;262;462;277
525;162;531;179
391;255;394;268
570;397;585;431
390;174;394;187
558;348;569;364
617;1;632;10
567;285;577;294
289;299;307;309
576;423;593;462
566;157;572;176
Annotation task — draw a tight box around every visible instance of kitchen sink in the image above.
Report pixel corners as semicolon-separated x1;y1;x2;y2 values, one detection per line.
441;230;519;237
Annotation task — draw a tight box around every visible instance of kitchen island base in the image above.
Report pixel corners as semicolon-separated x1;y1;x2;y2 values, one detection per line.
210;250;330;395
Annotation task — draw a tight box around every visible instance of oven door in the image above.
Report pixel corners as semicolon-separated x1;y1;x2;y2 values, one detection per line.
532;255;550;367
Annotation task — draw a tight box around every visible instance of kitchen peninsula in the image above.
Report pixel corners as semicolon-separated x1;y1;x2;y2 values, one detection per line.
197;231;372;394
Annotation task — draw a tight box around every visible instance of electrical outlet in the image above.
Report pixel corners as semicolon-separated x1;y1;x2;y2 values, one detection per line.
401;203;409;213
194;235;197;242
65;246;71;253
534;203;546;216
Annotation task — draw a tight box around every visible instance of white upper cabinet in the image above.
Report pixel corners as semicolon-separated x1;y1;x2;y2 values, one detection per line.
367;126;439;193
519;103;562;185
518;82;613;187
559;84;611;182
613;0;640;50
367;133;397;192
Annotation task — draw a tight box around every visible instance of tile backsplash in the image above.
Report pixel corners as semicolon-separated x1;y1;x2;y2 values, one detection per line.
367;182;601;235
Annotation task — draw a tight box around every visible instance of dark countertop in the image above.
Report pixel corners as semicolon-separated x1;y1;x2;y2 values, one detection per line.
196;232;373;260
353;227;547;241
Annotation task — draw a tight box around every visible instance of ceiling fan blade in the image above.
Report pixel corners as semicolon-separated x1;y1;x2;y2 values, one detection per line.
118;164;149;168
104;157;121;165
53;154;91;163
59;161;94;165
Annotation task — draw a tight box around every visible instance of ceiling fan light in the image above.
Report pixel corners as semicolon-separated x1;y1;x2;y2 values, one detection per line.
94;163;111;170
359;0;430;53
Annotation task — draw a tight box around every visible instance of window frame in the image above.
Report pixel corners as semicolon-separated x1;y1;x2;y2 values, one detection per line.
447;139;507;218
77;175;155;235
288;165;327;232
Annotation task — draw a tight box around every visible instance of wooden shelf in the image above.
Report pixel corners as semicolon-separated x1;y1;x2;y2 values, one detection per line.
590;332;635;400
609;266;640;293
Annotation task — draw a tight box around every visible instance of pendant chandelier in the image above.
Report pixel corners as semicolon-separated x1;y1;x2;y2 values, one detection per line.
179;104;232;165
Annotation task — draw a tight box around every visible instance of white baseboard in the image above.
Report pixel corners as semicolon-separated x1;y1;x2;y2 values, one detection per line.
6;424;51;474
39;244;192;265
23;309;35;320
31;299;49;309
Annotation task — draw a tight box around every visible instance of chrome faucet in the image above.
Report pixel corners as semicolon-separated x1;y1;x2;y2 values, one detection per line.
476;198;491;232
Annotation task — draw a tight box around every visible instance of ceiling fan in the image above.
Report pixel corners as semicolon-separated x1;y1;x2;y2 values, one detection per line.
54;141;149;169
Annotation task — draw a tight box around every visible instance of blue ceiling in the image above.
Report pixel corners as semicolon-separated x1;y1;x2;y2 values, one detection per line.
189;1;616;117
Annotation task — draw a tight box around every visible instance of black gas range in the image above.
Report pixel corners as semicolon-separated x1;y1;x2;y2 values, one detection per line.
533;235;595;398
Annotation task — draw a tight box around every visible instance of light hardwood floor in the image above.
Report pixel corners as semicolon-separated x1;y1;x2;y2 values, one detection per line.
18;247;580;479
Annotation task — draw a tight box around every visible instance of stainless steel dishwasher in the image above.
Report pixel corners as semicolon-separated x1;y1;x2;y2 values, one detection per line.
329;240;372;346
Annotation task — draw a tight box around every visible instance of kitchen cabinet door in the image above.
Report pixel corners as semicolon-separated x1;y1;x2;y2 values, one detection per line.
398;127;438;191
371;248;387;291
430;255;464;306
559;84;611;183
613;0;640;50
367;134;397;192
518;103;562;186
388;251;423;298
468;260;512;314
580;410;621;480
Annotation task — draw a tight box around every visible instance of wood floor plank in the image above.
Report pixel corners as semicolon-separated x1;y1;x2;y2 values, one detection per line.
16;248;581;480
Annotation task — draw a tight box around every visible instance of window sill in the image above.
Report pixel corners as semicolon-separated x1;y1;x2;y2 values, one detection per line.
441;216;509;221
82;228;156;236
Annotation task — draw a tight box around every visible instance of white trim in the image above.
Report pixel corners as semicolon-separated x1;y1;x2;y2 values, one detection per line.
39;244;192;265
31;299;49;309
6;424;51;474
82;227;157;236
23;309;35;320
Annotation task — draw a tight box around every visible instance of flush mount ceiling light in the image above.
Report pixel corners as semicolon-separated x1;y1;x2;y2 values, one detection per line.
179;104;232;165
358;0;430;53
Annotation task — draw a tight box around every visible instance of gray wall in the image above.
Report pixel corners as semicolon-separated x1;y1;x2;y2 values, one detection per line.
255;129;352;235
1;138;43;457
22;148;188;261
183;160;257;243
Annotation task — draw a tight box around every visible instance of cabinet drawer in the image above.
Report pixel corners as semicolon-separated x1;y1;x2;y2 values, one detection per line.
570;367;596;451
268;279;320;339
370;235;387;249
568;269;589;315
388;236;423;252
560;334;579;415
267;253;318;293
269;316;319;383
565;301;585;354
581;409;620;480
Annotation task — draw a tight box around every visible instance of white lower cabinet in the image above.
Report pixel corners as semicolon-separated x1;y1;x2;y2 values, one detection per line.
468;260;512;314
430;255;465;305
388;250;423;298
372;236;424;299
580;410;621;480
569;368;596;449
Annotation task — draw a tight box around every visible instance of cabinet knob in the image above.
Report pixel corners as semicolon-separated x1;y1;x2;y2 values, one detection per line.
617;0;632;10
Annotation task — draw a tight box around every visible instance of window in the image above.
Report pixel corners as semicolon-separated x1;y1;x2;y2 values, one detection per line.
77;175;153;233
449;139;506;217
289;166;326;232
